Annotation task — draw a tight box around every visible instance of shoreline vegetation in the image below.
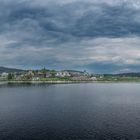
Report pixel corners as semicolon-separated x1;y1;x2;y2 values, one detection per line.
1;67;140;84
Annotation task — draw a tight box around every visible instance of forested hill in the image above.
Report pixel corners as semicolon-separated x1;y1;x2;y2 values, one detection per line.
0;67;24;74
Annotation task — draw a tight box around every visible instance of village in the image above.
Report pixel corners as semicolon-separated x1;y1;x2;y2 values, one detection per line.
1;68;140;82
0;68;101;82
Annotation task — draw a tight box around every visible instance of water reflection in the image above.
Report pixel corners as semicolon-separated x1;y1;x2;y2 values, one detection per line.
0;83;140;140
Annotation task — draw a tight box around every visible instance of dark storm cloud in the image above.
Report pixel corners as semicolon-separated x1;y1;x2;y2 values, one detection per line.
1;0;140;39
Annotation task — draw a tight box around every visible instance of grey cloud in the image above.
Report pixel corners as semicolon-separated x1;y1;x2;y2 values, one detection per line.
1;0;140;38
0;0;140;72
1;36;140;73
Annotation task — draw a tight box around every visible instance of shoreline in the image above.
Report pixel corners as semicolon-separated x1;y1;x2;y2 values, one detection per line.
0;80;140;85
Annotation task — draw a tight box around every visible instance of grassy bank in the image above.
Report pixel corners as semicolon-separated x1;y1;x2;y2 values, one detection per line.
0;76;140;85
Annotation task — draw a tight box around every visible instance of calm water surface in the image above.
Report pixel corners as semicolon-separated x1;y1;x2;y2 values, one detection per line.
0;83;140;140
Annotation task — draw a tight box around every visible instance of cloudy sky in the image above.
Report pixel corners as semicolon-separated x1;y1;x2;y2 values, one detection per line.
1;0;140;73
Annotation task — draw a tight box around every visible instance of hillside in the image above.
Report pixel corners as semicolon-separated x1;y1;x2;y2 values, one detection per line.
0;67;24;74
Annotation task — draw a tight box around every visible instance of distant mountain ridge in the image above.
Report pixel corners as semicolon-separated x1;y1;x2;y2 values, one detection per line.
64;70;85;73
0;67;24;74
116;73;140;77
104;73;140;77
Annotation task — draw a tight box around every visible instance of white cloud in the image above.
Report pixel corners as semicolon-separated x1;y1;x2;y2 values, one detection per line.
44;37;140;67
0;30;140;71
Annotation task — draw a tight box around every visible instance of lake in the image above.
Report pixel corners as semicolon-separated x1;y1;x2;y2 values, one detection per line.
0;83;140;140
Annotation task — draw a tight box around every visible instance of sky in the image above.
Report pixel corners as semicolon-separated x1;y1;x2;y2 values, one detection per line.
0;0;140;73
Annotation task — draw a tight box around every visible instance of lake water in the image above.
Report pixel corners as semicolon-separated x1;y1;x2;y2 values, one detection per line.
0;83;140;140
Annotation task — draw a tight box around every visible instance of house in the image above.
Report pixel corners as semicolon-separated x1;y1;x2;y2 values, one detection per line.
15;75;24;81
15;73;24;81
68;70;90;77
33;72;45;80
46;72;52;78
56;71;71;77
1;72;9;77
90;77;97;81
68;71;84;77
0;72;9;80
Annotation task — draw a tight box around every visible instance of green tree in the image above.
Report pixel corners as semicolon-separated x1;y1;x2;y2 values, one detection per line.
8;73;14;80
40;67;46;73
50;70;56;77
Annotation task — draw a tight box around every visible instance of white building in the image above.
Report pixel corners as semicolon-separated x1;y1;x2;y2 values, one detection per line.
1;72;9;77
56;71;71;77
90;77;97;81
